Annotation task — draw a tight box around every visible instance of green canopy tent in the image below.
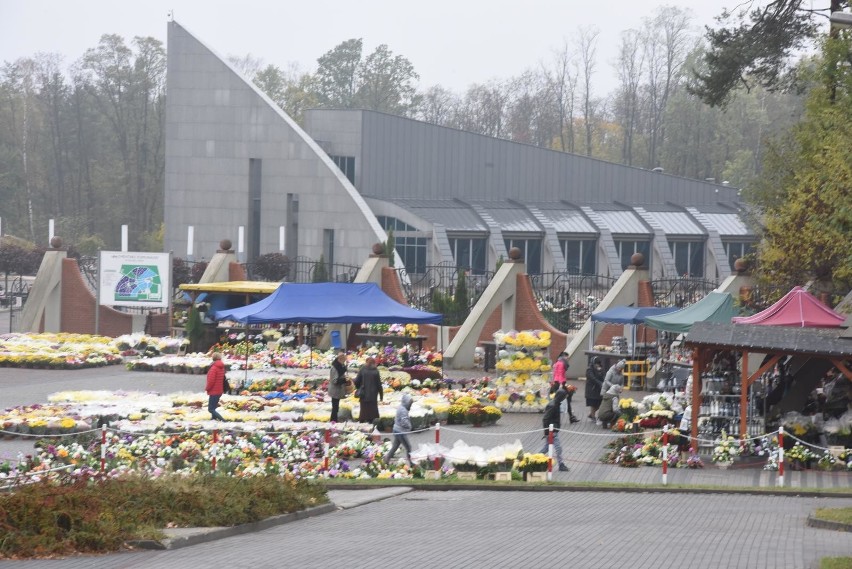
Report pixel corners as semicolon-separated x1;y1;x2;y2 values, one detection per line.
644;292;738;334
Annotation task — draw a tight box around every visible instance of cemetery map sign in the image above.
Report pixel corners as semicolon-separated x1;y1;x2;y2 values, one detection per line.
99;252;170;308
114;265;163;303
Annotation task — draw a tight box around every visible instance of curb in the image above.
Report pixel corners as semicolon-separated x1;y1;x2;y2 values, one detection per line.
806;515;852;533
323;481;852;499
126;503;337;550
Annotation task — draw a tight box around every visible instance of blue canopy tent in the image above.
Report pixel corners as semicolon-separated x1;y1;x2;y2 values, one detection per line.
589;306;680;355
214;282;442;324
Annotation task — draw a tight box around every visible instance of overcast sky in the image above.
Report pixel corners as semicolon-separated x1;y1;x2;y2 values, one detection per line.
2;0;742;95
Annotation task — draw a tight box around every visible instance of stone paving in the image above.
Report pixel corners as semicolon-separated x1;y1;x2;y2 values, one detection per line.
1;366;851;568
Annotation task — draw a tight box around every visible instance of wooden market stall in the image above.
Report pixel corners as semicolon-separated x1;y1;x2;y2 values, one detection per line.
684;321;852;450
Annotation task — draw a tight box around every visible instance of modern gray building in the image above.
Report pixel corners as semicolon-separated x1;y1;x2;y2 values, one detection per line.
165;21;755;281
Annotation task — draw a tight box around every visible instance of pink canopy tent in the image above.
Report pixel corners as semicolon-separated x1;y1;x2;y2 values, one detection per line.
732;286;845;327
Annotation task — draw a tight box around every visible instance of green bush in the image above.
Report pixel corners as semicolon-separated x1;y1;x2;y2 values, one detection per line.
0;474;328;559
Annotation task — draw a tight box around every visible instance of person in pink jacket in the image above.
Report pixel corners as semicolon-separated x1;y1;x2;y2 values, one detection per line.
205;352;227;421
550;352;579;423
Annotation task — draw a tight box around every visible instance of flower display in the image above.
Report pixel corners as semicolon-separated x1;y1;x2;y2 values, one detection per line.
516;452;549;473
493;329;551;349
711;431;741;463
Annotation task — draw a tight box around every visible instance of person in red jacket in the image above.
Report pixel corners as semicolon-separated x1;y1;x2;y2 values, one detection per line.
205;352;227;421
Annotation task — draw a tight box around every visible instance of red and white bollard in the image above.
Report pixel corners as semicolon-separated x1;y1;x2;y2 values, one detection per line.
661;424;669;486
323;427;331;471
547;424;554;481
212;429;219;473
777;426;785;487
100;424;107;474
434;423;441;471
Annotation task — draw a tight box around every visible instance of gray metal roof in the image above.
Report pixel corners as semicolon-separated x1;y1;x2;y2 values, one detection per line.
388;199;487;231
701;213;751;236
593;209;650;235
530;204;597;234
644;211;705;236
685;321;852;357
472;202;541;232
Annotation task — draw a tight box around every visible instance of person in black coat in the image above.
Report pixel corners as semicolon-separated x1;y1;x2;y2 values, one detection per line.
354;357;383;424
585;357;605;420
538;387;569;472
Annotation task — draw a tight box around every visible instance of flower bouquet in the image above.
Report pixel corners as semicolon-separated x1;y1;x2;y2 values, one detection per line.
785;442;813;470
712;431;741;467
516;452;549;473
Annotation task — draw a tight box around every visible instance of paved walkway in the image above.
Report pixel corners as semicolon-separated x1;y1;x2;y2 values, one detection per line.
0;488;849;568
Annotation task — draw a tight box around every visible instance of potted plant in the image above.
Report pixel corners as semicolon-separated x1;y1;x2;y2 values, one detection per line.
517;452;549;482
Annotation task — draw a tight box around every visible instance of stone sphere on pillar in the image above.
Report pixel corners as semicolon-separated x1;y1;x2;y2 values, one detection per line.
630;252;645;268
49;236;63;249
508;247;522;261
219;239;232;251
733;258;749;273
372;243;385;255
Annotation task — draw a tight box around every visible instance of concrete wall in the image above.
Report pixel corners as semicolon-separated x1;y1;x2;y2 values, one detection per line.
164;22;386;266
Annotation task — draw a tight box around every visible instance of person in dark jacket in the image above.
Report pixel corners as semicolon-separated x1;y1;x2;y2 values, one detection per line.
205;352;227;421
538;387;569;472
585;356;605;420
327;350;349;422
354;357;383;424
383;392;415;467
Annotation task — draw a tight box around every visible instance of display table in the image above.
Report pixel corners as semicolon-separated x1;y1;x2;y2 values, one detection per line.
356;334;426;352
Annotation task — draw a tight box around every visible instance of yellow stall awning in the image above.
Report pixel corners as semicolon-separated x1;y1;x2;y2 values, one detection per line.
178;281;281;295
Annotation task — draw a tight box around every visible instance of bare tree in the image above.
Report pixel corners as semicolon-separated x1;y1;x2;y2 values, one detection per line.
576;26;600;157
643;6;693;167
613;29;645;165
544;40;578;152
417;85;459;126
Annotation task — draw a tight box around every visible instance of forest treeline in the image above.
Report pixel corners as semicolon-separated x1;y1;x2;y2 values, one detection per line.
0;4;849;292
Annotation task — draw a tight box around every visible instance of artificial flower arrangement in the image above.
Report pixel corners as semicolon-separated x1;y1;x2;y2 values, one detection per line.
601;432;678;468
493;329;551;349
781;412;821;444
636;395;676;429
711;431;741;463
784;442;813;468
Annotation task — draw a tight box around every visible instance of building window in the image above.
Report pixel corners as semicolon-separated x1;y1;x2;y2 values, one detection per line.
449;237;487;274
329;155;355;185
724;241;755;271
504;237;542;274
669;240;705;277
394;236;427;274
615;240;651;271
248;158;262;262
376;216;419;232
323;229;335;269
559;239;596;274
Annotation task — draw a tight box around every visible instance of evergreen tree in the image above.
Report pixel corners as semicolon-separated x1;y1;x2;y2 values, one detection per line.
312;254;329;282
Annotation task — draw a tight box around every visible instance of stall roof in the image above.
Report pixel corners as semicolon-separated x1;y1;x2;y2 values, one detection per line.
179;281;282;294
684;321;852;357
590;305;679;324
214;282;443;324
644;292;738;334
732;286;845;327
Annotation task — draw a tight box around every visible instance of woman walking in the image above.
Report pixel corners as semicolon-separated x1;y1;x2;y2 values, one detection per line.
205;352;227;421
